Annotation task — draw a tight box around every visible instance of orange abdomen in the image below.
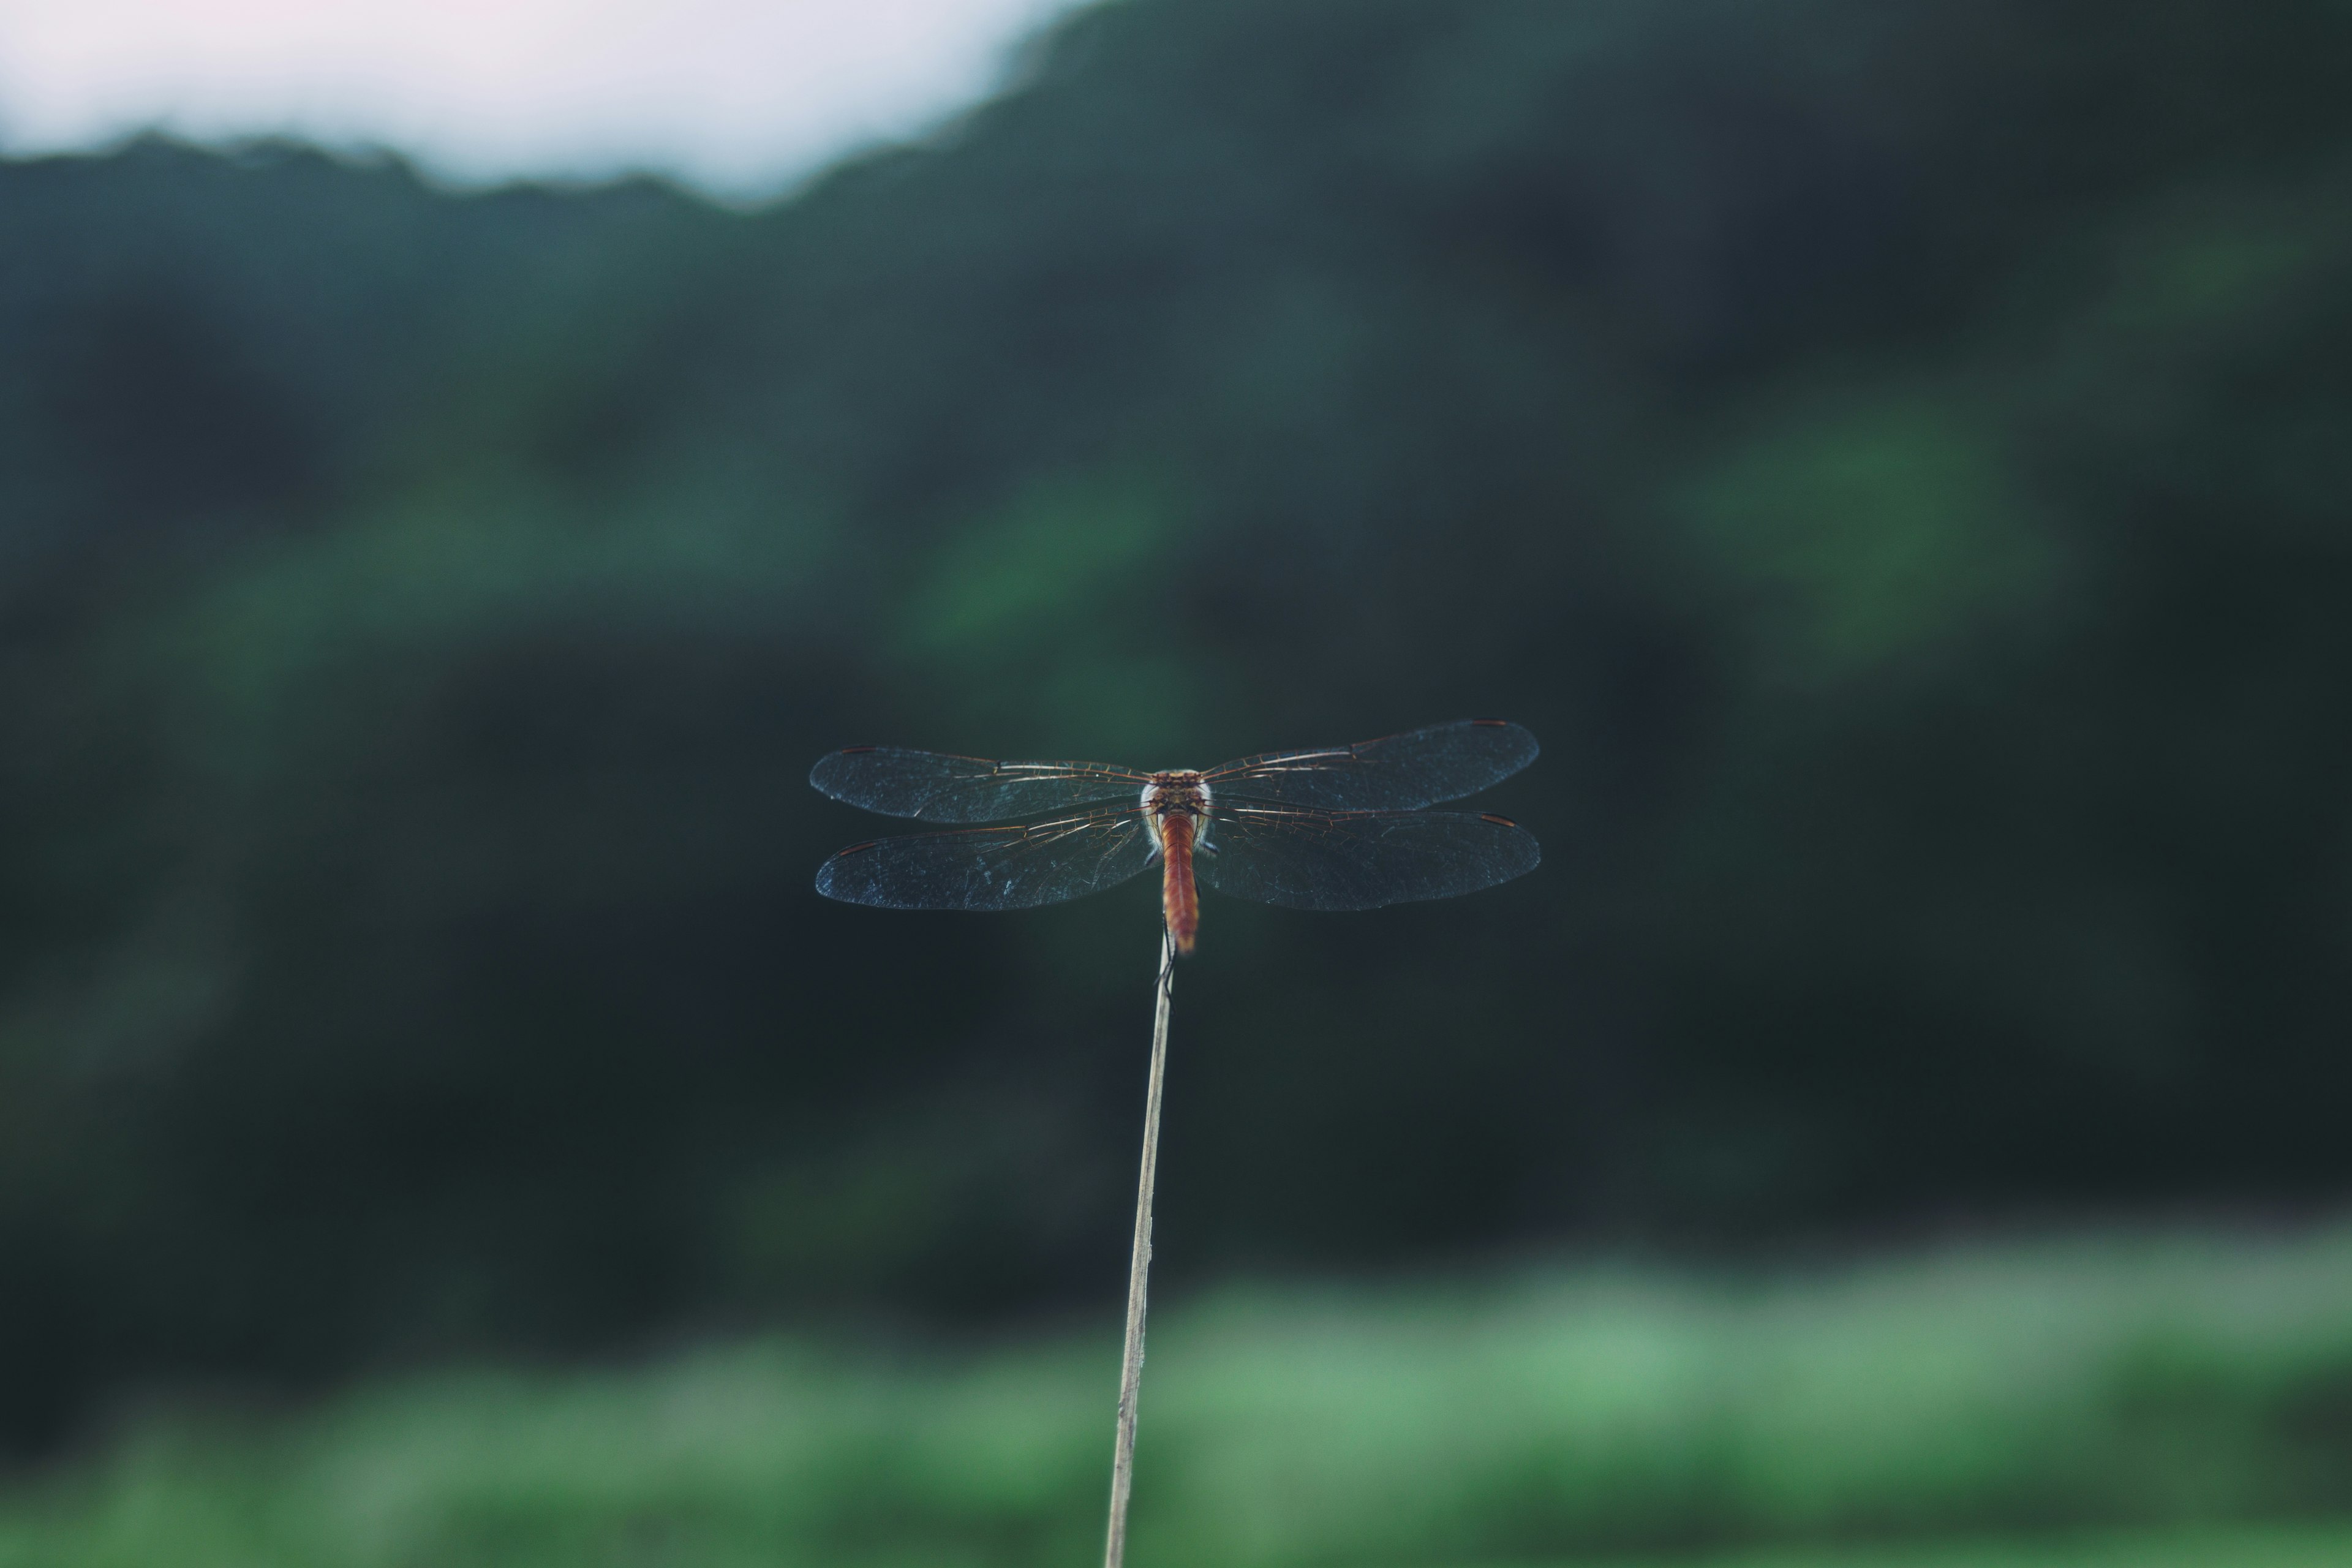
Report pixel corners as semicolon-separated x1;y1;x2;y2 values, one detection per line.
1160;813;1199;955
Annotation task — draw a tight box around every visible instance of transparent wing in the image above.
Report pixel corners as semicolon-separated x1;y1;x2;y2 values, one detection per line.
1200;719;1537;810
810;747;1147;822
1197;804;1539;911
815;809;1157;911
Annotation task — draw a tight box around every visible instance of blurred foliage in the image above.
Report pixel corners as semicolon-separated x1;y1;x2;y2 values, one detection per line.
5;1229;2352;1565
2;0;2351;1444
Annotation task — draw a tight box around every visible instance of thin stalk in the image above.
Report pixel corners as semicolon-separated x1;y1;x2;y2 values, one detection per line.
1103;923;1177;1568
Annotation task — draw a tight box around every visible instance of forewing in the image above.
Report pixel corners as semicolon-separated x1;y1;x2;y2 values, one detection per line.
1197;804;1539;911
815;809;1157;911
1201;718;1537;810
810;747;1145;822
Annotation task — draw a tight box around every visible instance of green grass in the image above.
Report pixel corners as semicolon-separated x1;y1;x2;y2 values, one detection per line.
4;1227;2351;1567
1589;1524;2352;1567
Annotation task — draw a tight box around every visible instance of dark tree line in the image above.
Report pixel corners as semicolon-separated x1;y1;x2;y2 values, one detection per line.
1;0;2347;1448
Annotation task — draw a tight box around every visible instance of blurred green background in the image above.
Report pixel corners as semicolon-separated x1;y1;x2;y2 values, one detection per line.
3;0;2350;1561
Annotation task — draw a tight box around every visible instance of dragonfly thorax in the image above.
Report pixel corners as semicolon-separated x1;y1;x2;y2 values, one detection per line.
1140;772;1210;854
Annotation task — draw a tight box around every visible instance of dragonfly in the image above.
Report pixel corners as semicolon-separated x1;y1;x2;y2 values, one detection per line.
810;718;1539;954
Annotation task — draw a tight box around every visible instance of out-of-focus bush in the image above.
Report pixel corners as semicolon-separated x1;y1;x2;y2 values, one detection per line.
6;1229;2352;1566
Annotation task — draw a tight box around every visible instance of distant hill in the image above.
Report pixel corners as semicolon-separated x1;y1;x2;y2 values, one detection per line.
2;0;2348;1447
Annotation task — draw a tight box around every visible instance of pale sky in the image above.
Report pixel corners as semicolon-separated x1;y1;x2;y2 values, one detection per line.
0;0;1091;195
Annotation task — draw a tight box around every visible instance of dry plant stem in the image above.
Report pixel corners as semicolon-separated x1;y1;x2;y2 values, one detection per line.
1104;923;1177;1568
